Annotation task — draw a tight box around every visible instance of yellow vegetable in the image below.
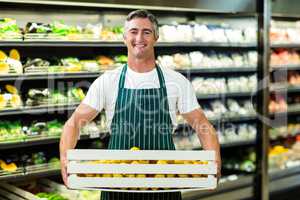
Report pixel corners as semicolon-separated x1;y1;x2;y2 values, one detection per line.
124;174;135;178
5;85;18;94
154;174;165;178
178;174;189;178
131;161;140;164
11;94;22;108
0;95;6;109
130;146;140;151
166;174;176;178
113;174;123;178
0;51;7;61
139;160;149;164
174;160;184;164
102;174;112;178
0;161;17;172
136;174;146;178
9;49;20;61
0;62;9;74
156;160;168;164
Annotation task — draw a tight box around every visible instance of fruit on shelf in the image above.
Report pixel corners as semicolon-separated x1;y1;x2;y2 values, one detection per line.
5;85;18;94
0;50;7;61
0;62;9;74
158;51;257;69
268;96;287;113
0;49;22;74
80;60;100;72
0;159;17;172
60;57;82;72
0;18;21;39
97;55;114;66
270;50;300;66
191;75;257;94
114;55;128;64
67;88;85;102
130;146;140;151
9;49;20;61
36;192;68;200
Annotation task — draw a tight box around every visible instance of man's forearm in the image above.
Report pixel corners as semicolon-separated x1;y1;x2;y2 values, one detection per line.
59;117;80;158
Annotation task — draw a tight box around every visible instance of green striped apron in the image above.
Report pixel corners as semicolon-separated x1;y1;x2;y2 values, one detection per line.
101;64;182;200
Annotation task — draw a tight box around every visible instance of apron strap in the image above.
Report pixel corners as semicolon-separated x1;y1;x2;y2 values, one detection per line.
118;64;166;89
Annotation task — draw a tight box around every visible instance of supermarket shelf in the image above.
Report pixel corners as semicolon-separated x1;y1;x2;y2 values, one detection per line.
270;84;300;93
209;115;257;124
0;167;60;182
271;43;300;49
221;140;255;148
0;133;107;150
177;115;257;127
176;67;257;74
0;104;78;116
0;72;102;81
270;166;300;195
183;175;253;200
270;105;300;117
189;140;255;150
196;92;256;100
0;67;257;81
0;41;257;48
270;64;300;71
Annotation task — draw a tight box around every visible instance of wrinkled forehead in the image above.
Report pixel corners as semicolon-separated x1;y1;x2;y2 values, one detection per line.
125;18;154;31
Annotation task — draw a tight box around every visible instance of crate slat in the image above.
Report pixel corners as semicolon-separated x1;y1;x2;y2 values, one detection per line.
67;163;217;174
68;175;216;190
67;149;215;161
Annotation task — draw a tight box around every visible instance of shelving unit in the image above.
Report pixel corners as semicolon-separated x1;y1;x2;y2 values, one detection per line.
0;0;276;200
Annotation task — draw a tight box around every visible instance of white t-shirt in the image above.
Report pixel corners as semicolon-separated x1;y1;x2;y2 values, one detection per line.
82;65;200;128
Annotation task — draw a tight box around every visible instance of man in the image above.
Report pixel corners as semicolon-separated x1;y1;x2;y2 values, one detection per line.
60;9;221;200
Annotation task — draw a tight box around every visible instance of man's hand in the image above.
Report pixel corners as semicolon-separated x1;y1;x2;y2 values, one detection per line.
60;154;68;187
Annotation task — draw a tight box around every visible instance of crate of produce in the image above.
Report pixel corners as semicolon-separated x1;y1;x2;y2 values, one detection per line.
67;148;217;192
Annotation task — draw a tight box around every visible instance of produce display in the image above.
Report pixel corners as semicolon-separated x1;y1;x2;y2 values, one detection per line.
270;50;300;66
24;20;123;41
158;51;257;69
174;124;257;150
0;120;25;141
0;18;257;43
200;99;255;119
0;49;22;74
0;18;22;40
192;75;257;94
269;137;300;171
270;20;300;44
2;179;101;200
0;118;104;142
25;87;85;106
0;84;22;109
223;148;256;173
269;123;300;140
159;23;256;43
268;95;288;113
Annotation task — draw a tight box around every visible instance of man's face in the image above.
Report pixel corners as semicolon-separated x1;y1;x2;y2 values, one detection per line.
124;18;158;59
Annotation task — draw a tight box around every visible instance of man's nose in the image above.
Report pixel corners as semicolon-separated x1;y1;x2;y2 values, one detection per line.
136;31;143;41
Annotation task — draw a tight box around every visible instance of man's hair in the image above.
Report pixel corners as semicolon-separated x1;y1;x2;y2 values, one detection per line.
124;9;159;39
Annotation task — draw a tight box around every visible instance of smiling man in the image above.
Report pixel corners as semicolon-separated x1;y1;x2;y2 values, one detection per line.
60;9;221;200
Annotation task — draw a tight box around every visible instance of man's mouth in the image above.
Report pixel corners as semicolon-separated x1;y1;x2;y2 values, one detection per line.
134;44;146;48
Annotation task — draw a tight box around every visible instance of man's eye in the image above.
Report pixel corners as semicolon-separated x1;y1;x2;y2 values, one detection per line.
130;31;137;34
144;31;151;35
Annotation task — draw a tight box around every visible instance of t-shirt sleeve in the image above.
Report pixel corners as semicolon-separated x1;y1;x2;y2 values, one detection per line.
82;75;105;112
177;75;200;114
